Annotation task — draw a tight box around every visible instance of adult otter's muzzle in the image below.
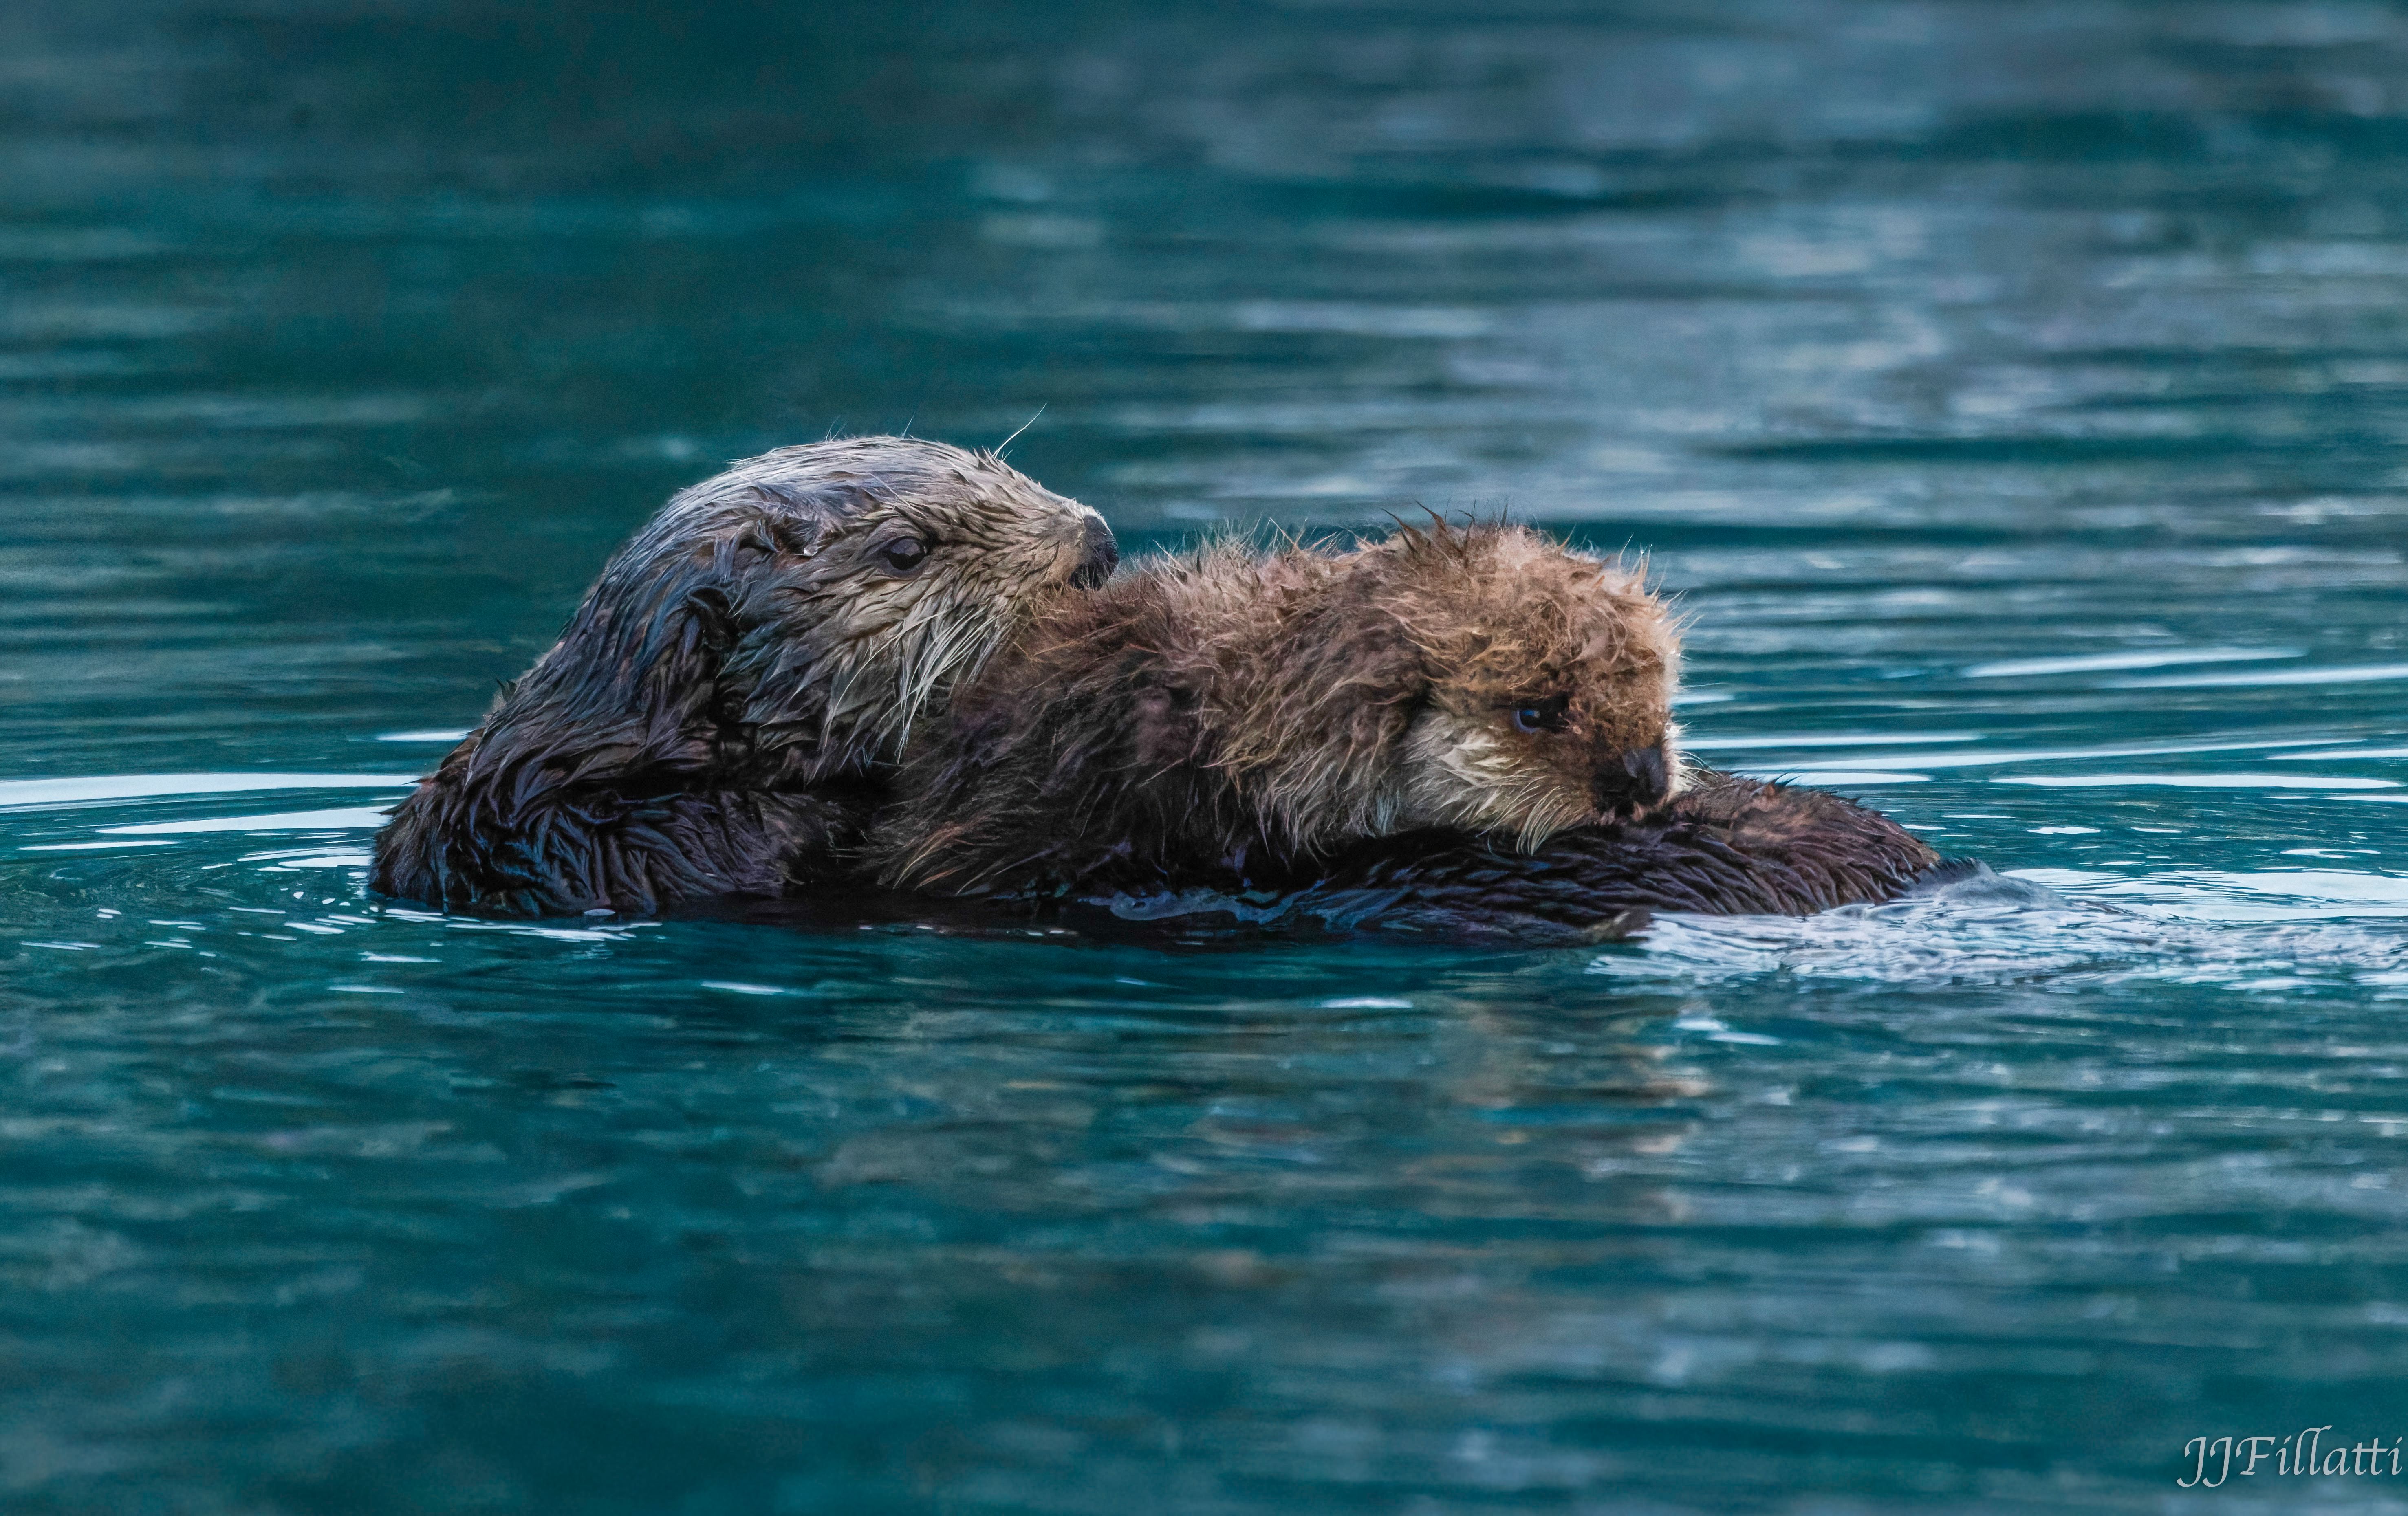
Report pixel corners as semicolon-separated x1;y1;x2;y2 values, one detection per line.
1071;515;1118;588
1593;742;1673;818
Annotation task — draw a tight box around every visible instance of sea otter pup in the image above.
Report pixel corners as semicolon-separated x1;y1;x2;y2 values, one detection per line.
872;520;1683;897
372;437;1117;916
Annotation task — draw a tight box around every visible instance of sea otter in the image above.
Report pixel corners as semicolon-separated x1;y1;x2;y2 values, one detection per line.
872;519;1684;897
371;437;1117;916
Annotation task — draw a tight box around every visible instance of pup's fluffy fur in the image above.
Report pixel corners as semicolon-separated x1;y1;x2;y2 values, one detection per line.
874;520;1682;896
372;437;1116;916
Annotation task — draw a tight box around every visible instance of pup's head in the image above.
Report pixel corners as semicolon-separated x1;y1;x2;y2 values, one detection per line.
1215;520;1681;852
491;436;1115;786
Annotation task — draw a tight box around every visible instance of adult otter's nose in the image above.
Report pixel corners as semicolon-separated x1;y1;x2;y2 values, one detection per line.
1070;515;1118;589
1593;743;1671;817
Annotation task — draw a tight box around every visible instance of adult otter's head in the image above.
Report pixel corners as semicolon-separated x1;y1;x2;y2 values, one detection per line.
1204;520;1683;852
470;436;1116;790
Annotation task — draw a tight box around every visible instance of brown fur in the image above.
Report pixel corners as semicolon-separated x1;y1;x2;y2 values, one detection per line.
873;519;1682;897
371;436;1116;915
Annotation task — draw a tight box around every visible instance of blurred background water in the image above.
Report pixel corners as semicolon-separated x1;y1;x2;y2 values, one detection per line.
6;1;2408;1510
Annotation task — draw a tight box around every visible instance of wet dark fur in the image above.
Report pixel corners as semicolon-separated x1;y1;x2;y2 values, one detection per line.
881;770;1932;944
371;438;1111;917
683;772;1943;947
380;784;881;919
1229;771;1943;944
372;531;854;917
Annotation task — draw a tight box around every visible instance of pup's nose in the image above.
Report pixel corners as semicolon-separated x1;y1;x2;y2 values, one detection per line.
1594;743;1671;817
1070;514;1118;589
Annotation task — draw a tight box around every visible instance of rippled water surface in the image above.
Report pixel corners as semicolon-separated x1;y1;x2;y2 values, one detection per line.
9;2;2408;1510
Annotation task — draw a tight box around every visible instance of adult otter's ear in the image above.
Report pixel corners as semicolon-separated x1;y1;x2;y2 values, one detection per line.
728;482;838;558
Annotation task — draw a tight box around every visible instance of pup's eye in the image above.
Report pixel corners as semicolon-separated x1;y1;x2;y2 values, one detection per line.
1510;695;1571;734
875;537;930;576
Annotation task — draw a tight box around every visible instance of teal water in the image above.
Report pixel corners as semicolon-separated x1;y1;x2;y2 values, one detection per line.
8;2;2408;1510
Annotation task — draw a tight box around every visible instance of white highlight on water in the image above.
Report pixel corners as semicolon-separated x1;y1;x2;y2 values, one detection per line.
1963;648;2300;678
101;807;396;835
1995;773;2399;790
2113;662;2408;689
1687;730;1982;751
0;773;419;810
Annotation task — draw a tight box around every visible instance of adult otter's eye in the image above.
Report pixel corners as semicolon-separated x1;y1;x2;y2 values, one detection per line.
875;537;930;576
1510;695;1571;735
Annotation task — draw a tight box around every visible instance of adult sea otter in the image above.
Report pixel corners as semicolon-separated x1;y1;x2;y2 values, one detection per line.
371;437;1117;917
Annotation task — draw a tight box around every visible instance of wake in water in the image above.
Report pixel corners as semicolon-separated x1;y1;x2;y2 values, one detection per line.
1595;862;2408;992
